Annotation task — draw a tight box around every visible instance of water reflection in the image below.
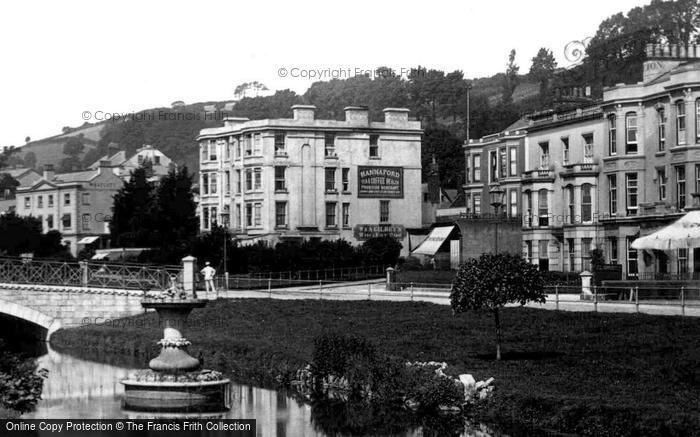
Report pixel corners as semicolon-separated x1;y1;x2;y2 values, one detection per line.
21;347;505;436
23;346;325;436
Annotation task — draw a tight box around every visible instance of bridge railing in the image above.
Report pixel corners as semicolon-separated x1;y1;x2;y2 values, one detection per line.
0;257;181;291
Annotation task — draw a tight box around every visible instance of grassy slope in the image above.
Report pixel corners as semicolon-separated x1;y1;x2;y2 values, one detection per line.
12;124;103;168
51;299;700;435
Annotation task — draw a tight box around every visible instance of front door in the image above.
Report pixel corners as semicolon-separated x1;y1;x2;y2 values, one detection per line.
656;251;669;278
693;248;700;279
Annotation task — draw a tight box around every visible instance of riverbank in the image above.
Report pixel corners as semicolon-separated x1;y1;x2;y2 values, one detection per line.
52;299;700;436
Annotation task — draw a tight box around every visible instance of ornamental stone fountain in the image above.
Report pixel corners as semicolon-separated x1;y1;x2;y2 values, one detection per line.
121;256;230;412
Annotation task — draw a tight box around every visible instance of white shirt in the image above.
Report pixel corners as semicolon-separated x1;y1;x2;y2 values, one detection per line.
201;266;216;280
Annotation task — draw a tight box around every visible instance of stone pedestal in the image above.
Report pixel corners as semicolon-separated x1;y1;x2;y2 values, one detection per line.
121;255;229;413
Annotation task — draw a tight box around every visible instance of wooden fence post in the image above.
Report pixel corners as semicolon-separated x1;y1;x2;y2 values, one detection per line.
555;285;559;311
635;286;640;313
410;282;414;302
593;285;598;312
680;286;685;317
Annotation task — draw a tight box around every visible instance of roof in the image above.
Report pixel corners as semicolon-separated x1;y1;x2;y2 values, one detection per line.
52;170;97;183
2;168;38;179
88;150;127;169
504;116;530;132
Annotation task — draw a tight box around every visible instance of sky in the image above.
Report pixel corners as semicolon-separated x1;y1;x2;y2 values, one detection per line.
0;0;648;148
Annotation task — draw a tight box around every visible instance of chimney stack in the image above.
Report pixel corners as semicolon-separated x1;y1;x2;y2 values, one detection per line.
383;108;410;127
107;143;119;159
223;117;249;128
291;105;316;121
344;106;369;126
43;164;54;180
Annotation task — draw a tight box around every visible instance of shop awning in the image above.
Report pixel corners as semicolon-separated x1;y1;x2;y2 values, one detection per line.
632;211;700;250
411;226;455;256
78;236;100;245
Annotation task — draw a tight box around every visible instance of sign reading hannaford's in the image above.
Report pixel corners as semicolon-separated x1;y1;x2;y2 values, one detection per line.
357;166;403;198
353;224;406;241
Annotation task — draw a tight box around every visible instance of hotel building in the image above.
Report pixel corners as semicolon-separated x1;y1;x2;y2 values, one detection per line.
15;162;124;255
464;44;700;279
197;105;422;251
599;44;700;279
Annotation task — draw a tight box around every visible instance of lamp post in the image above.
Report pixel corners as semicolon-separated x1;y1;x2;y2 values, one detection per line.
489;182;505;254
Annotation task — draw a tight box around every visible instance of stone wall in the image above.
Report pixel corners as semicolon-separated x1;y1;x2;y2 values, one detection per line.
454;217;522;260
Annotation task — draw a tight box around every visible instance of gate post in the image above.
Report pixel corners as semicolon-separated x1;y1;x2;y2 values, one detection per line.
182;256;197;298
580;271;593;299
78;260;89;289
386;267;395;292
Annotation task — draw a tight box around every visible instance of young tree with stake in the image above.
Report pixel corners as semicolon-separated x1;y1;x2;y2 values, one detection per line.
450;253;546;360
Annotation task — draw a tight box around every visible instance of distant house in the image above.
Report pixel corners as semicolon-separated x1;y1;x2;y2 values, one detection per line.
15;162;124;256
171;100;185;108
0;167;42;214
87;145;176;182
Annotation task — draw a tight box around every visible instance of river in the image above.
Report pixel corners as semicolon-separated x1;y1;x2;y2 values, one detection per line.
20;346;499;436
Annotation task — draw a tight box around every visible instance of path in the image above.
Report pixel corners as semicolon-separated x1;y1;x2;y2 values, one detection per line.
207;281;700;317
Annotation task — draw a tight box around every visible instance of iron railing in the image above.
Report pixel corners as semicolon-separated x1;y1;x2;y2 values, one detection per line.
211;265;387;290
0;257;180;291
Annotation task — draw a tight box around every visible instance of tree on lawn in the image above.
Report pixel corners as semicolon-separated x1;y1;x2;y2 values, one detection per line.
450;253;545;360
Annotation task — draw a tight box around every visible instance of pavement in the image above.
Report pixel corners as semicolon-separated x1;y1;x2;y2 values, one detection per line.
204;281;700;317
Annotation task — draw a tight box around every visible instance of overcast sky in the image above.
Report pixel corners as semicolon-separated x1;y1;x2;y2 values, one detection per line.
0;0;648;148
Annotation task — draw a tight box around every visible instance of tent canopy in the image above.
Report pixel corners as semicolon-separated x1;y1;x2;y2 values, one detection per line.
78;236;100;245
631;210;700;250
411;226;455;256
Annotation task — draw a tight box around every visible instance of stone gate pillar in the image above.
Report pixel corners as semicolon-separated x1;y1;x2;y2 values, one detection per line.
580;271;593;297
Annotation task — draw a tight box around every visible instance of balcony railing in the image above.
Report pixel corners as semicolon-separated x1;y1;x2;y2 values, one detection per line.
522;168;555;181
560;162;600;177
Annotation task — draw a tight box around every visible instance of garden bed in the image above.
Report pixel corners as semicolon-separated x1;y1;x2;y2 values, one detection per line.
51;299;700;436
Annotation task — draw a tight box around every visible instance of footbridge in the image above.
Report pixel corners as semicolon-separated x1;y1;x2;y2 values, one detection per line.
0;256;191;341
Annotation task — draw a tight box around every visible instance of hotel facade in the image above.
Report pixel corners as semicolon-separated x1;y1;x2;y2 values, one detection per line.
463;43;700;279
15;162;124;255
197;105;422;251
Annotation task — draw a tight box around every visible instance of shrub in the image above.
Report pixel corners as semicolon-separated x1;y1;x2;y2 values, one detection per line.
399;256;423;271
0;348;46;413
311;332;377;379
403;365;463;412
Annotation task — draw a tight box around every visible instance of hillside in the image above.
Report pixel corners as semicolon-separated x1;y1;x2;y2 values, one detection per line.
5;73;542;186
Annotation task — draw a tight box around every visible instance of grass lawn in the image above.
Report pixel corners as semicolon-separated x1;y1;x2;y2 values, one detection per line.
52;299;700;436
